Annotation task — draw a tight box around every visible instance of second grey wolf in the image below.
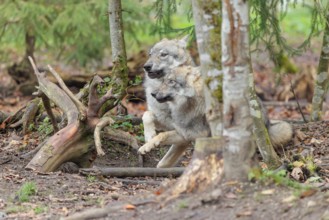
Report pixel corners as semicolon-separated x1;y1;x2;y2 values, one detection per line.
142;36;195;167
139;65;293;166
139;66;210;166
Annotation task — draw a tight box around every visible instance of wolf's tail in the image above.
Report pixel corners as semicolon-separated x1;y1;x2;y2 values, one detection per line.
268;120;293;148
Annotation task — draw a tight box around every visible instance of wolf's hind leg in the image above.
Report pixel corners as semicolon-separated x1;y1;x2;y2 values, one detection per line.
142;111;157;142
157;142;190;168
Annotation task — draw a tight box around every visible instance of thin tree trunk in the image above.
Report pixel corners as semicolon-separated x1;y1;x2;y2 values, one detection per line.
192;0;223;137
105;0;128;112
249;74;281;168
167;1;224;195
311;10;329;121
222;0;255;181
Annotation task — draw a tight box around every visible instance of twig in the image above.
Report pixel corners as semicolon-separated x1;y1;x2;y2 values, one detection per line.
47;65;87;120
79;167;184;177
94;117;114;156
289;79;308;123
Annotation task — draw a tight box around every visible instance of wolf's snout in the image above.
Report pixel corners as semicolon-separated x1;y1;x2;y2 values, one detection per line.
151;92;157;98
154;93;172;103
144;64;152;72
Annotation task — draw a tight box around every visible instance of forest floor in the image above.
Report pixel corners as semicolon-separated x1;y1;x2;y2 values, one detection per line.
1;49;329;220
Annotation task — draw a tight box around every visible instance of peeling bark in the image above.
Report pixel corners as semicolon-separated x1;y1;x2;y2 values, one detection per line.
311;10;329;121
222;0;255;181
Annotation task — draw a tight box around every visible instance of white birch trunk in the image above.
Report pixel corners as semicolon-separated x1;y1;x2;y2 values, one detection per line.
311;10;329;121
192;0;223;137
222;0;255;181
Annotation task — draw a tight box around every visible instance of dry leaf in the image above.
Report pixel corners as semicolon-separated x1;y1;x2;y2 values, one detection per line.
300;189;317;198
292;161;304;168
236;210;252;217
310;138;322;144
225;192;237;199
291;167;304;181
261;189;275;195
124;204;136;210
282;195;297;203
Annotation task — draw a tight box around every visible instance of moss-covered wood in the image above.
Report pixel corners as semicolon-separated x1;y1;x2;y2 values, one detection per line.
249;74;281;169
311;10;329;121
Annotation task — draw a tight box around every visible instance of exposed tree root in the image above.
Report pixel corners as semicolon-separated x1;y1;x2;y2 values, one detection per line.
23;57;138;172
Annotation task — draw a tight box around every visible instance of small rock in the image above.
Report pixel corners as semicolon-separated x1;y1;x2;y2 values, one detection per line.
0;212;7;220
307;200;316;207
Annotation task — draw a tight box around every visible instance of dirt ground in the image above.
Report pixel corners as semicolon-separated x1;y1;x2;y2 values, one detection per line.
1;50;329;220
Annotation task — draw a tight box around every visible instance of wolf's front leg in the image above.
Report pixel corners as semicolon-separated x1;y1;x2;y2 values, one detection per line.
142;111;157;142
138;130;184;154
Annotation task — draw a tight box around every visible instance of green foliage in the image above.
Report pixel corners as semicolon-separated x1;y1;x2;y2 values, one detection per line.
249;168;309;190
87;175;96;182
37;117;53;138
16;181;37;202
34;206;47;214
0;0;158;65
151;0;194;37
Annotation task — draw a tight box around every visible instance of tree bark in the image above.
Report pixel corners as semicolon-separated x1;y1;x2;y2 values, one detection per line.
106;0;129;111
311;9;329;121
222;0;255;181
192;0;223;137
165;0;224;196
249;74;281;168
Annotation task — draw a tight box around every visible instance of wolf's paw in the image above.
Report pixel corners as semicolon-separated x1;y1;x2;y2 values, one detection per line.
144;131;156;142
138;140;160;154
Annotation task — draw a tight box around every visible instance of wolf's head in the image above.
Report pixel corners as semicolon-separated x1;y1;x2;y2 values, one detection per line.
151;66;201;103
144;36;194;79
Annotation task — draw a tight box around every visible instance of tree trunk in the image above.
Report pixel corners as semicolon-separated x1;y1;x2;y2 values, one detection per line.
105;0;129;112
192;0;223;137
167;0;223;195
249;74;281;169
311;9;329;121
222;0;255;181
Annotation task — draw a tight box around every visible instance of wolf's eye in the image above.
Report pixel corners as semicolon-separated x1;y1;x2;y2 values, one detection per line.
167;79;176;86
160;52;168;57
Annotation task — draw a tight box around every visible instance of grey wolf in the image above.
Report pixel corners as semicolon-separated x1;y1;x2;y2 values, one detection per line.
142;36;195;167
141;37;293;167
139;65;292;166
139;66;210;166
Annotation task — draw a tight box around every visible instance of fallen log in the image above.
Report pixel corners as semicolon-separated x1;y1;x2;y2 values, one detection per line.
79;167;185;177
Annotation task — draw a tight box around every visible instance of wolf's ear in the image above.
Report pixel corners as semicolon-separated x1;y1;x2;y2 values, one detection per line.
178;35;190;48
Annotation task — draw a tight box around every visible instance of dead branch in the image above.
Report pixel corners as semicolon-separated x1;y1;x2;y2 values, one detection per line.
28;57;79;124
103;127;139;150
87;75;104;117
80;167;184;177
112;178;161;185
41;94;59;132
47;64;87;119
94;116;114;156
22;98;40;134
